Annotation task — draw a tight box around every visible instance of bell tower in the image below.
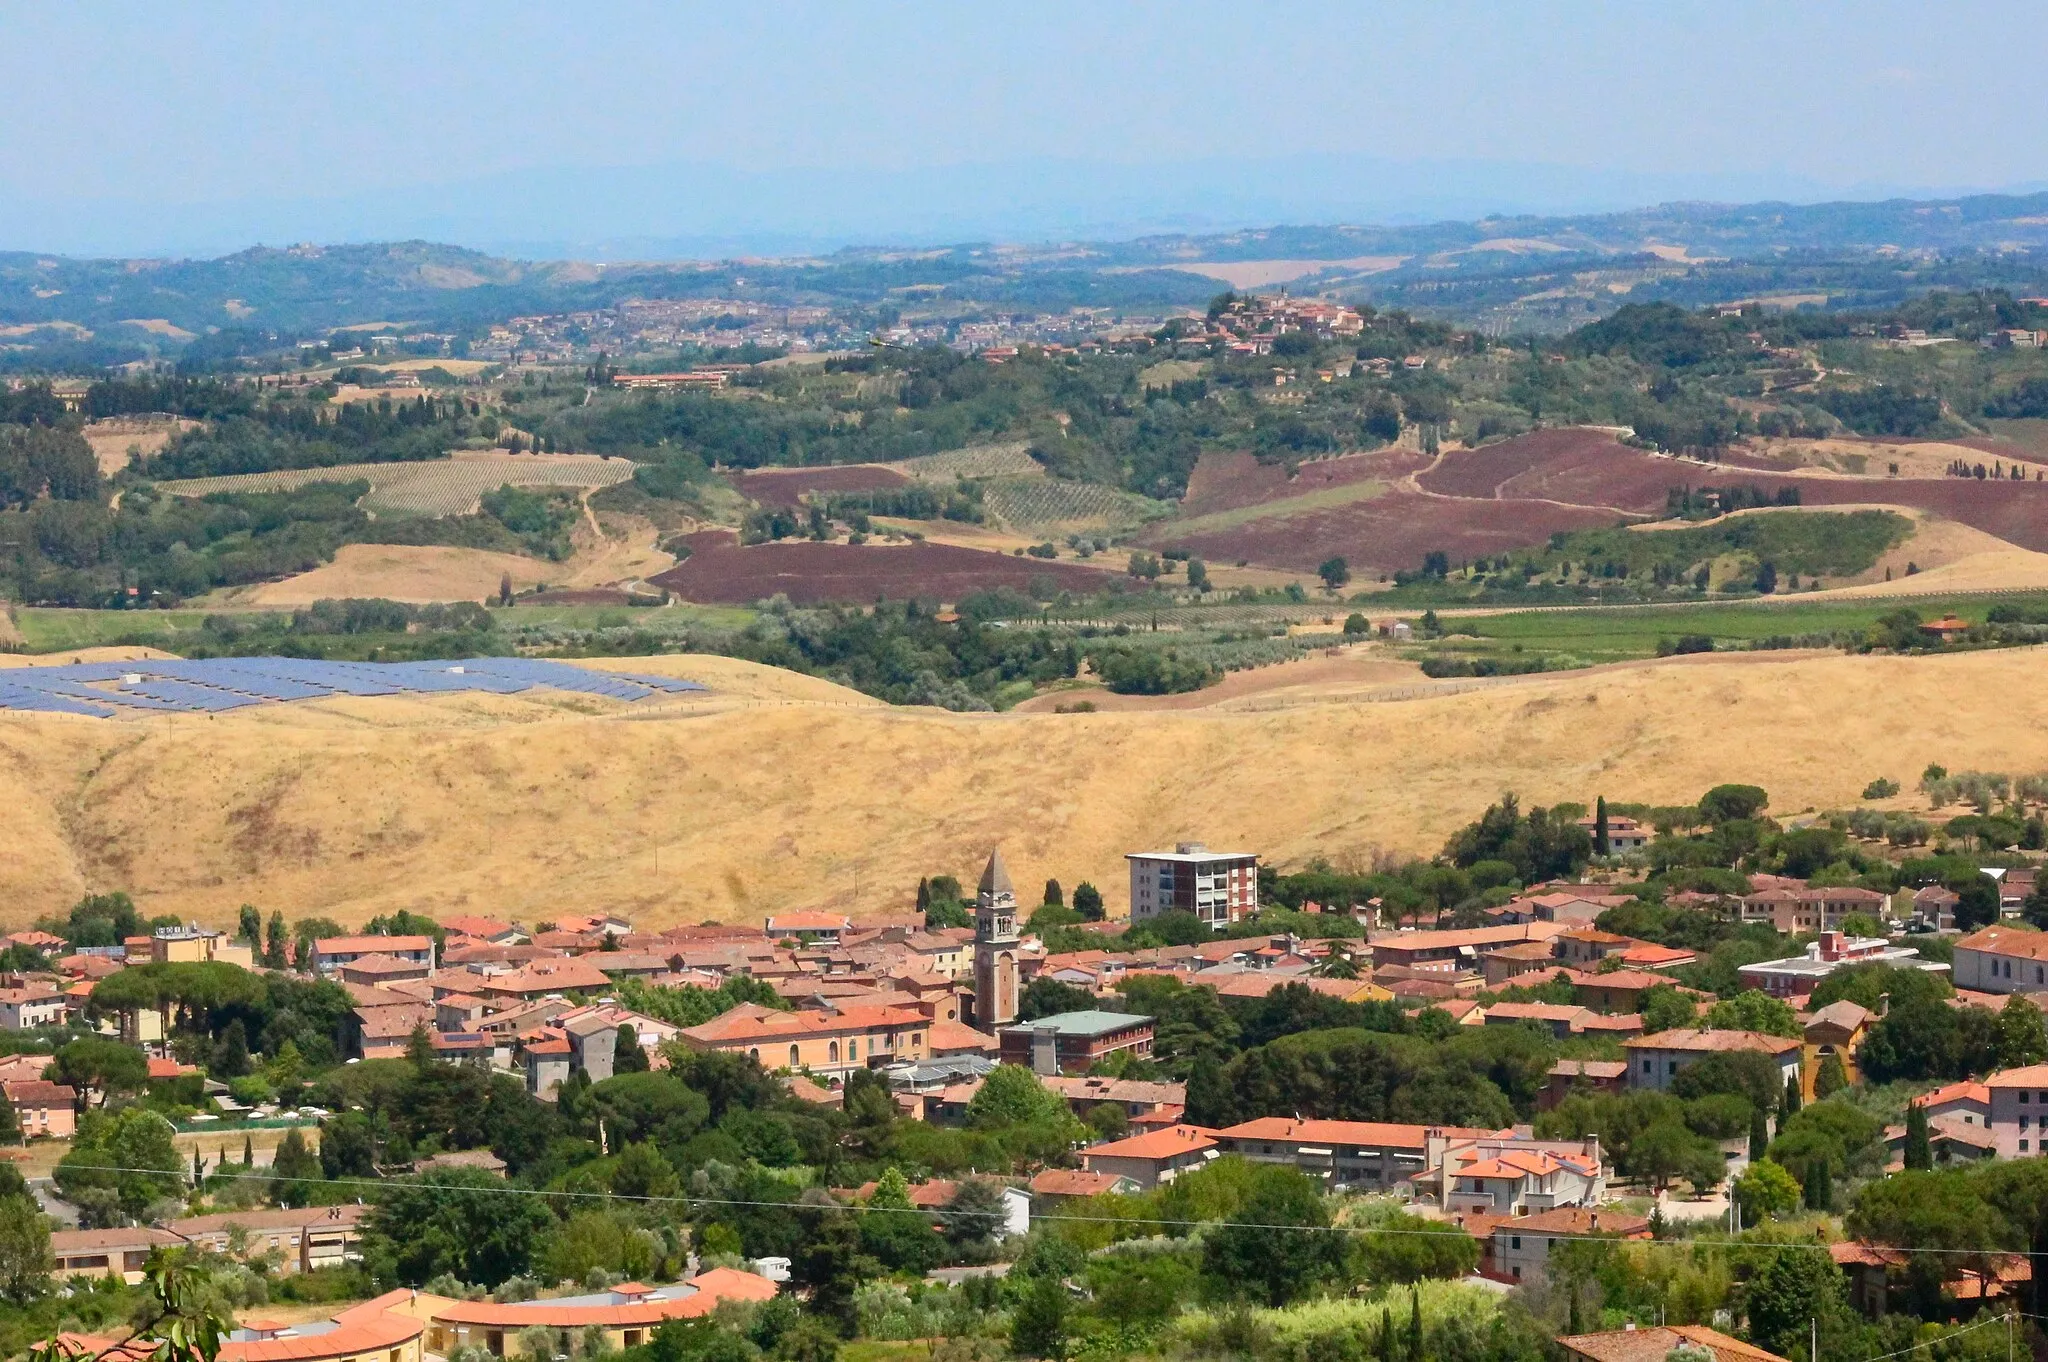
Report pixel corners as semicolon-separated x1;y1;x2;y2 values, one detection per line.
973;848;1021;1028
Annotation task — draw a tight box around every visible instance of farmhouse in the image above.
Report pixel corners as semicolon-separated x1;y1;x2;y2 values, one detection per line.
1576;814;1650;853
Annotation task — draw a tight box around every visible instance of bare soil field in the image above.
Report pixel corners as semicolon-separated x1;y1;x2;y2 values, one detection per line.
234;545;556;605
648;539;1117;605
1177;448;1426;519
1419;428;1668;510
6;647;2048;929
84;417;198;475
1013;647;1423;713
731;465;911;509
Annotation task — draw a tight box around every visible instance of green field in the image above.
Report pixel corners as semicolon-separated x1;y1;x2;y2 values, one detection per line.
492;603;757;632
1425;592;2048;666
10;608;226;653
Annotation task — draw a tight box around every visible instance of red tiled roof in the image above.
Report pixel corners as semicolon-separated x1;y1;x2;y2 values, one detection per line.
1082;1124;1218;1161
1957;926;2048;961
1029;1168;1134;1197
1622;1028;1800;1055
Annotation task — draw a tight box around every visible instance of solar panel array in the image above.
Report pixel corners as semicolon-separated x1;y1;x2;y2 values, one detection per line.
0;657;704;718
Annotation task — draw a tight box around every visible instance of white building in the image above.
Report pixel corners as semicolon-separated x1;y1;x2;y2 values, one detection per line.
1737;931;1947;1000
1126;843;1259;929
1953;926;2048;995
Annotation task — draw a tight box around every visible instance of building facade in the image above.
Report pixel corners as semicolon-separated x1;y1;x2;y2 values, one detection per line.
973;849;1021;1028
1125;844;1259;929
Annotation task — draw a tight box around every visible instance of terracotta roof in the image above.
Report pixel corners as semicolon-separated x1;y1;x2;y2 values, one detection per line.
1622;1028;1800;1055
1957;926;2048;961
338;953;426;976
1484;1002;1587;1024
1503;1206;1650;1235
429;1269;774;1328
170;1205;367;1236
440;916;517;940
765;913;850;933
314;935;433;955
1220;1117;1480;1149
1913;1080;1991;1109
1371;922;1565;953
1029;1168;1135;1198
2;1079;76;1106
1617;943;1695;966
1805;999;1871;1035
52;1227;185;1252
1549;1059;1628;1080
1986;1063;2048;1089
681;1000;928;1044
1082;1125;1218;1161
1558;1324;1785;1362
1562;968;1668;991
1485;941;1561;962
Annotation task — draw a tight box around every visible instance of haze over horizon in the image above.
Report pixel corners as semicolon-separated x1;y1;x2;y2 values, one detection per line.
4;1;2044;259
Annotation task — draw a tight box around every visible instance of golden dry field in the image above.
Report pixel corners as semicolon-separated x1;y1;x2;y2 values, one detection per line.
3;646;2047;932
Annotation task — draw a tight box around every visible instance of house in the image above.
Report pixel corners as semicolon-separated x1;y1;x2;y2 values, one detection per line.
1622;1029;1802;1093
1803;999;1871;1097
168;1204;368;1274
998;1010;1154;1075
1912;885;1960;931
339;953;435;987
521;1033;575;1099
1482;1002;1591;1039
1028;1168;1140;1202
420;1267;778;1357
1562;969;1670;1014
1480;940;1560;986
1369;922;1563;970
3;1079;77;1138
473;957;615;1003
1882;1114;1997;1169
1576;814;1651;854
50;1227;185;1283
675;1001;933;1077
1953;925;2048;994
151;924;252;967
1556;1323;1784;1362
1737;931;1946;1000
1125;843;1260;929
1617;941;1696;972
0;985;67;1030
440;916;525;945
1540;1060;1629;1110
1986;867;2039;918
1980;1063;2048;1156
1517;892;1613;925
312;935;435;978
1551;929;1635;967
764;913;850;944
1215;1117;1476;1192
1493;1207;1651;1282
1912;1079;1991;1127
1041;1075;1185;1121
1441;1140;1606;1216
1737;886;1888;934
1080;1125;1219;1189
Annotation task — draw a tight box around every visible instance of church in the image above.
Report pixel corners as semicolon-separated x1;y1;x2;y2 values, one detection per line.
972;848;1021;1028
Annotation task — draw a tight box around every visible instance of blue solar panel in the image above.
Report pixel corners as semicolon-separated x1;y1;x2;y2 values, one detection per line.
0;656;707;716
120;680;263;711
0;685;114;717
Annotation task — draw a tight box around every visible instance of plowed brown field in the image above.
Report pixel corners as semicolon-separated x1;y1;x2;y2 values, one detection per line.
648;539;1118;604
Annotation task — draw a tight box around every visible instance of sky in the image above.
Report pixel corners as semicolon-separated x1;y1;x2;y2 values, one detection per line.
3;1;2042;258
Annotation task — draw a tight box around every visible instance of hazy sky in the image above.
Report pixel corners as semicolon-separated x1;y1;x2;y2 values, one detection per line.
3;2;2041;253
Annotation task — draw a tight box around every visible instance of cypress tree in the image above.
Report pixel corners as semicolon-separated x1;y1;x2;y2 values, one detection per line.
1594;795;1610;856
1750;1105;1770;1164
1043;879;1063;908
243;1134;254;1167
1378;1308;1395;1362
915;877;931;913
1803;1154;1833;1212
1904;1101;1933;1171
1406;1288;1423;1361
1780;1075;1801;1120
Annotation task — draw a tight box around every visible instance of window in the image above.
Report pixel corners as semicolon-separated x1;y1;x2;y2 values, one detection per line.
2023;1092;2031;1105
828;1042;839;1063
1510;1236;1521;1250
789;1045;800;1067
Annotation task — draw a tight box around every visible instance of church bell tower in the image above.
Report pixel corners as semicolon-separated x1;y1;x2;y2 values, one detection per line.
973;848;1021;1028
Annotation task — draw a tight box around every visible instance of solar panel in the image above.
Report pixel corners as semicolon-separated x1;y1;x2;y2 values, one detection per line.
120;680;263;711
0;655;708;716
0;685;114;717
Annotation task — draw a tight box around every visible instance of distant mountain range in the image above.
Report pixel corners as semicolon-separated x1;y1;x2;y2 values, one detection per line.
9;188;2048;345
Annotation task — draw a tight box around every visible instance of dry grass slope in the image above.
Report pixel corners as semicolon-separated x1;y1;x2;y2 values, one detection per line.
4;647;2047;931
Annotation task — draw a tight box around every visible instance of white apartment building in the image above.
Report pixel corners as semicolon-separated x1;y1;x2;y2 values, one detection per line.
1126;843;1259;929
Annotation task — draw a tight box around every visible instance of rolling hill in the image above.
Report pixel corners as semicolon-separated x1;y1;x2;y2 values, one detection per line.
3;645;2045;931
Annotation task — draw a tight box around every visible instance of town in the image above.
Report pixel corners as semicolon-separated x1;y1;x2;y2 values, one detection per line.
0;778;2044;1362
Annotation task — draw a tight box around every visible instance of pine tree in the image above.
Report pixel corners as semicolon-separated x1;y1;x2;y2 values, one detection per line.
1750;1106;1770;1164
1904;1102;1933;1171
1594;796;1610;856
